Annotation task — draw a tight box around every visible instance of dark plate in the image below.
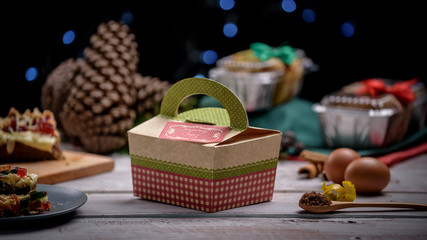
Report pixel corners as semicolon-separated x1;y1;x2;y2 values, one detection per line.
0;184;87;222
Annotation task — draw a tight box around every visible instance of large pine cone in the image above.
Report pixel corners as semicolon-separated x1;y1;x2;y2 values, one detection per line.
41;58;80;127
42;20;172;154
134;74;170;116
59;21;139;154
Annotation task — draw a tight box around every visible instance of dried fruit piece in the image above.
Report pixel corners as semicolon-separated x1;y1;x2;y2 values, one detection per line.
322;181;356;202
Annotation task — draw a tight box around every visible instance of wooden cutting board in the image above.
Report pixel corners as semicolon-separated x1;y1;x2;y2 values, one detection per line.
4;150;114;184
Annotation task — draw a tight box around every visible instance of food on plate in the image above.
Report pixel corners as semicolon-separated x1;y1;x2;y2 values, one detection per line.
0;190;51;217
0;165;38;195
0;165;51;217
0;107;63;161
324;148;360;184
344;157;391;194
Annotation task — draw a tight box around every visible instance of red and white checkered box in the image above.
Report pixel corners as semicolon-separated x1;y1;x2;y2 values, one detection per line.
132;164;277;212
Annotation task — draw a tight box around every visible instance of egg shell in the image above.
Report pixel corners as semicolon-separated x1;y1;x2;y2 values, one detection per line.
324;148;360;184
344;157;391;194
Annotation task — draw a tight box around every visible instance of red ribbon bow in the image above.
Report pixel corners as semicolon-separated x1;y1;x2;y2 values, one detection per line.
356;78;418;104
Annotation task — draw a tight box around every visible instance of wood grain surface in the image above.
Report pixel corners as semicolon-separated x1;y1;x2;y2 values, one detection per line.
3;150;114;184
1;146;426;240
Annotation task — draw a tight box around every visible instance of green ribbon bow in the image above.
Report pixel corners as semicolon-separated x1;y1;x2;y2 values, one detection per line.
250;42;297;65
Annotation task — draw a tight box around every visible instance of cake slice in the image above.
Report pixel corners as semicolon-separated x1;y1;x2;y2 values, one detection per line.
0;165;38;195
0;107;63;161
0;165;51;217
0;190;51;217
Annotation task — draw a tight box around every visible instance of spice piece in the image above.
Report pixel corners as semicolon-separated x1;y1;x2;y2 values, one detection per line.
298;150;328;178
299;191;331;206
298;163;323;179
299;150;328;163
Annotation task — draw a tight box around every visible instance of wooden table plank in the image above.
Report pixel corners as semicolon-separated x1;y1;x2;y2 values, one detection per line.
56;153;133;192
1;217;427;240
78;192;427;217
1;144;426;239
56;153;427;194
275;153;427;193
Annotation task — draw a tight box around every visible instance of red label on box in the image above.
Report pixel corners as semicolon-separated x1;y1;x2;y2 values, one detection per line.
159;121;229;143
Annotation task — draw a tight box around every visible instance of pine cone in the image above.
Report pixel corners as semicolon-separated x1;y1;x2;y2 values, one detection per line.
59;21;139;154
134;74;170;116
41;58;81;126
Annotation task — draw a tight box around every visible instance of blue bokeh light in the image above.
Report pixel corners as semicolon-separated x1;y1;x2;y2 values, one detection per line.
62;30;75;45
25;67;38;81
341;22;355;37
302;9;316;23
219;0;235;11
201;50;218;65
223;22;238;38
281;0;296;13
194;73;206;78
121;11;134;25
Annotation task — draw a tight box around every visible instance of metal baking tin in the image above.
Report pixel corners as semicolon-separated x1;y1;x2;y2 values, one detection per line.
209;49;315;112
313;80;427;149
209;65;284;112
312;103;403;149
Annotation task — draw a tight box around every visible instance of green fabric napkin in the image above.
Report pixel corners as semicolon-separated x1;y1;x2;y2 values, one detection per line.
198;96;427;156
246;98;324;149
199;96;324;147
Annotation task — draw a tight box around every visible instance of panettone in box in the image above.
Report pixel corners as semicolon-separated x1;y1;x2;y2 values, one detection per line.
128;78;282;212
313;78;424;149
209;42;306;112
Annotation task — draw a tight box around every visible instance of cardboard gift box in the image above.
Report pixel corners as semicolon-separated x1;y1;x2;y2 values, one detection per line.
128;78;282;212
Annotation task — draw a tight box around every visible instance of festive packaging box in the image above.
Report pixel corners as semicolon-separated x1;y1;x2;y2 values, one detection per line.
128;78;282;212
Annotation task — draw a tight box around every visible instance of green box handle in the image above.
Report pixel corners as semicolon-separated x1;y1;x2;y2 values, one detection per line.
159;78;248;131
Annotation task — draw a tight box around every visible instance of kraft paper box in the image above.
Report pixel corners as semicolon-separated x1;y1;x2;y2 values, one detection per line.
128;78;282;212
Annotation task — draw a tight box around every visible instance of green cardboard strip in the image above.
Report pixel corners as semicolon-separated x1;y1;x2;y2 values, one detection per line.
159;78;248;131
130;154;278;180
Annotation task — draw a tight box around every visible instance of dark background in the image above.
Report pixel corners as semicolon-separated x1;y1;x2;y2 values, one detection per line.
1;0;425;116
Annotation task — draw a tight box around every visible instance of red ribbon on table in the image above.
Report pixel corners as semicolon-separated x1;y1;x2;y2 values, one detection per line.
377;142;427;167
356;78;418;104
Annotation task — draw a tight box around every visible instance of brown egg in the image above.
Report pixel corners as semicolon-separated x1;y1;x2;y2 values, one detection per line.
344;157;391;194
324;148;360;184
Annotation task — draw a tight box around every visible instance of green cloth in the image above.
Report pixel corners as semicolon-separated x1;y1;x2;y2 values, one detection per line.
199;96;324;148
199;96;427;156
247;98;324;148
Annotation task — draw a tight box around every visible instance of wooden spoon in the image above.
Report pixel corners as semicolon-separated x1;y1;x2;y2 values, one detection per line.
299;201;427;213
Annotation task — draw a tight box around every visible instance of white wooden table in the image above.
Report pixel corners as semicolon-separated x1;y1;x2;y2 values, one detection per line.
1;150;427;239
